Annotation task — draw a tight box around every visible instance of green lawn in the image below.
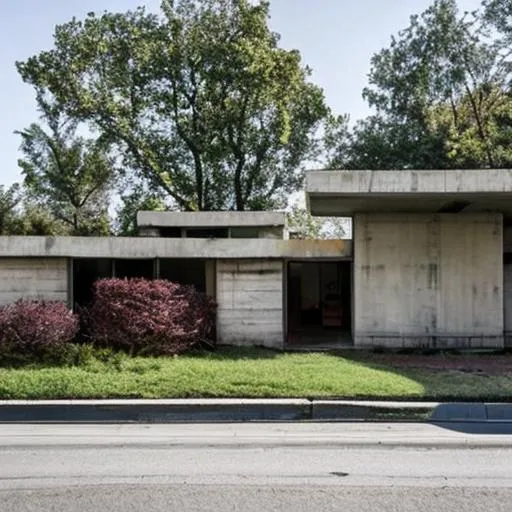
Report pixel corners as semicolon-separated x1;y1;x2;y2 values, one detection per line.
1;347;512;400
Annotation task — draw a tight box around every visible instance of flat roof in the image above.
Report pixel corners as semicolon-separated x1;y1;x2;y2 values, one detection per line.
137;211;286;228
306;169;512;217
0;236;351;259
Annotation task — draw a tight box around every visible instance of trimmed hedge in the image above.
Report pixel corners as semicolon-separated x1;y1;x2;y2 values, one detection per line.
0;300;79;364
83;278;217;355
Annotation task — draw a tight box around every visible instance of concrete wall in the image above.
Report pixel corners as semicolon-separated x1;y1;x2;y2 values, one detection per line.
504;262;512;346
354;213;503;348
216;259;284;349
0;258;68;306
137;211;287;228
0;236;352;260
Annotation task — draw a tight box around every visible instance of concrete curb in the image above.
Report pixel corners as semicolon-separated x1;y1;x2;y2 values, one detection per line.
430;402;512;422
2;399;512;423
0;398;440;423
0;399;311;423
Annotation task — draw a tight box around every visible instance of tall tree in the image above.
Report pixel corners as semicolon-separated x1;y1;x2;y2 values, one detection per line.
17;0;328;211
328;0;512;170
17;113;114;236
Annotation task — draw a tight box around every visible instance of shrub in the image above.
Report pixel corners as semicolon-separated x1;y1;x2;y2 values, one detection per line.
0;300;79;365
84;278;217;355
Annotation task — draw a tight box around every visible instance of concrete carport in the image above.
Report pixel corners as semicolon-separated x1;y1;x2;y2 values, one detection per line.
306;169;512;349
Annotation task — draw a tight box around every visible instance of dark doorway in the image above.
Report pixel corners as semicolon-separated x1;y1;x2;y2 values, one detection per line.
287;261;352;346
72;258;113;308
159;259;206;293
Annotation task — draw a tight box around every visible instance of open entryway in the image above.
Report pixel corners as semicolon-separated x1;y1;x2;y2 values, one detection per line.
286;261;352;347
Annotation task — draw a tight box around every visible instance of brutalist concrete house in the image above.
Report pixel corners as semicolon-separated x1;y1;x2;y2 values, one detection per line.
1;168;511;350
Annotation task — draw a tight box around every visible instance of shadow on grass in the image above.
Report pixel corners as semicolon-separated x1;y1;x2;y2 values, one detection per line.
324;348;512;403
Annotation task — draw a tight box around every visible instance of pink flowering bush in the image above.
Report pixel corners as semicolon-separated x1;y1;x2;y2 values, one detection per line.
0;300;79;364
84;278;217;355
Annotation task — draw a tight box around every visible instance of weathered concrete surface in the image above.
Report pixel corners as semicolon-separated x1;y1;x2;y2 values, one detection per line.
216;260;284;349
306;169;512;217
0;258;68;306
4;399;512;423
312;400;436;421
0;399;311;423
137;211;287;228
353;213;503;348
504;261;512;346
0;237;352;259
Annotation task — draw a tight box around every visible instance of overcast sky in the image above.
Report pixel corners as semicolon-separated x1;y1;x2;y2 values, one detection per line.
0;0;483;186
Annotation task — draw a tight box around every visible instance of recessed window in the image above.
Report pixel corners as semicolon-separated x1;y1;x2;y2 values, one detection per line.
230;227;260;238
185;228;229;238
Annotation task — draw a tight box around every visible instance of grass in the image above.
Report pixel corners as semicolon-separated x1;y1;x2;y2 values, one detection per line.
1;347;512;400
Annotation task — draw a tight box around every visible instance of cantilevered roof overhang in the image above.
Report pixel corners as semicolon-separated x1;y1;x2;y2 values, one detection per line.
306;169;512;218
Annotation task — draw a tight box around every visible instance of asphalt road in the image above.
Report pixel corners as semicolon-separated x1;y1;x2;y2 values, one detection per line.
1;422;512;511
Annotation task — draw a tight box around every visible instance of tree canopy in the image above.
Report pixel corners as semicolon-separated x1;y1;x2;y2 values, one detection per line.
17;0;328;212
9;0;512;237
17;108;114;236
328;0;512;171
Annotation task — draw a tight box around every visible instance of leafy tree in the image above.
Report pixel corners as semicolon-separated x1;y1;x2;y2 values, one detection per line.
17;0;328;211
6;202;68;236
287;205;348;240
483;0;512;52
16;113;114;236
328;0;512;170
0;184;22;235
115;186;167;236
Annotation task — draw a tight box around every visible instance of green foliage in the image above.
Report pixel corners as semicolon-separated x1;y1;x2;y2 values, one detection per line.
2;347;512;400
0;184;22;235
115;186;167;236
328;0;512;171
6;202;69;236
17;0;328;211
287;205;347;239
483;0;512;45
287;205;322;239
16;112;114;236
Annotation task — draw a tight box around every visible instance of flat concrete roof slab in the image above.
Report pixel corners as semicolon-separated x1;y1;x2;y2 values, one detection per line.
306;169;512;217
137;211;286;228
0;237;352;259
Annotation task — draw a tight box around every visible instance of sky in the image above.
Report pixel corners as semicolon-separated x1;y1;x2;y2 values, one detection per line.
0;0;483;187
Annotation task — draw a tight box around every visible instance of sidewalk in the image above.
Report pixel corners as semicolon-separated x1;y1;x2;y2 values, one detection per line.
2;398;511;423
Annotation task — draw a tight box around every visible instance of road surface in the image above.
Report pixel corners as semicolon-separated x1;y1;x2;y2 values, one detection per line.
1;422;512;511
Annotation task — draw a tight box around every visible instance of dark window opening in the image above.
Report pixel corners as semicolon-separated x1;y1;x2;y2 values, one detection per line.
159;258;206;293
185;228;229;238
230;227;261;238
159;227;182;238
114;259;154;279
